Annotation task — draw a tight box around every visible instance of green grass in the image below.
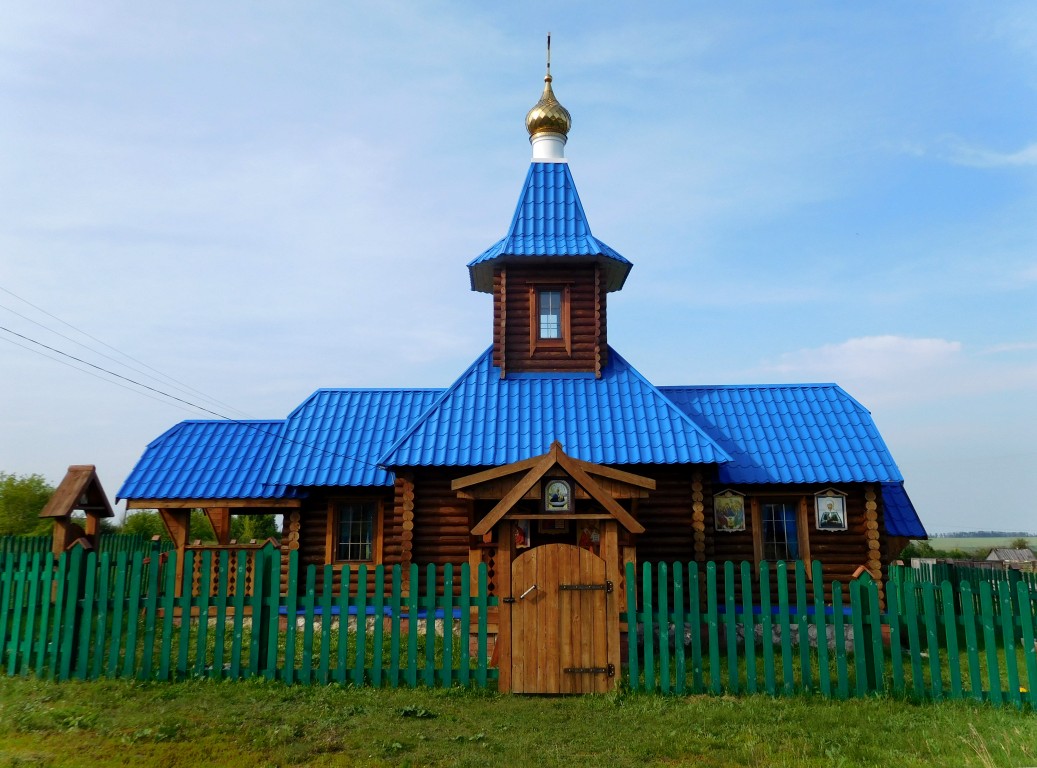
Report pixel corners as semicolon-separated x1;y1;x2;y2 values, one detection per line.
0;676;1035;767
927;537;1037;556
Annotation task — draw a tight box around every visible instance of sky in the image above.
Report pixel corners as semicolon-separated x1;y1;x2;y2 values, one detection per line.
1;2;1035;535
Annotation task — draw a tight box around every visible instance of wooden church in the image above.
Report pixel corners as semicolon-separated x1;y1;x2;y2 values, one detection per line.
119;53;925;692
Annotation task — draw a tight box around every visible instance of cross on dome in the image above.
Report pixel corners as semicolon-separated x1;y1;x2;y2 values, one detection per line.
525;35;571;161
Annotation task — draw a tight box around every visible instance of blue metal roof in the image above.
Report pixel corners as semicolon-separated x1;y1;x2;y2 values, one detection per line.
118;420;297;500
264;389;444;488
468;162;631;293
659;384;904;485
379;348;732;468
881;483;927;538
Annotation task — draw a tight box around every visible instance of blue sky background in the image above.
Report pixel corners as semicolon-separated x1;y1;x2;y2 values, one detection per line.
1;3;1035;533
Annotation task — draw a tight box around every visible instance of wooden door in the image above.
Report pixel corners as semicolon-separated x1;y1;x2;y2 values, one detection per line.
510;543;615;694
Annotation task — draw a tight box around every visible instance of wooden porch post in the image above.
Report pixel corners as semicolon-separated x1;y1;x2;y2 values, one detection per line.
158;508;190;597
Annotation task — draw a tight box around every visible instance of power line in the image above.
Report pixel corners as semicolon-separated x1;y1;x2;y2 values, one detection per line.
0;333;207;417
1;323;389;471
0;285;250;419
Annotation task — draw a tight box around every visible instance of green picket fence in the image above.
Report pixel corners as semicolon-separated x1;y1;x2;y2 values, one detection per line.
0;535;51;562
0;545;496;688
0;534;172;569
624;560;1037;708
890;562;1037;619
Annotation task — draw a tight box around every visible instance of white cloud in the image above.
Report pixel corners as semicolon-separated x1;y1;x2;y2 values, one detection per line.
765;335;962;383
940;137;1037;168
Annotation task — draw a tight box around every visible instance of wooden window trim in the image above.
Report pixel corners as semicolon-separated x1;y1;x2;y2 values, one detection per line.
529;284;572;356
325;498;383;565
749;495;812;580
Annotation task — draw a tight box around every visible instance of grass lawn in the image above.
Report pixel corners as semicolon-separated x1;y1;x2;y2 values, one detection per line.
0;677;1034;767
927;537;1037;555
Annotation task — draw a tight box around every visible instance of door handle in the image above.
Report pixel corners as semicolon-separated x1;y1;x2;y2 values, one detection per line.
519;584;537;600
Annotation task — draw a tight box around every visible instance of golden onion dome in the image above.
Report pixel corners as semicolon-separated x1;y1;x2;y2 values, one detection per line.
525;73;571;138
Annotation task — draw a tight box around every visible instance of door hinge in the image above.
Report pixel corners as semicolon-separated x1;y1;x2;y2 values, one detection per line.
559;580;613;593
563;664;615;677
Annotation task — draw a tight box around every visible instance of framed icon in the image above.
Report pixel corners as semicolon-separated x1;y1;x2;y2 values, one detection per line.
713;490;746;532
815;489;848;531
513;519;531;549
543;478;572;513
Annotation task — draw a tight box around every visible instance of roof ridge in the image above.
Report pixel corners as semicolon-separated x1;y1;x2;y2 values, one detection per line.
377;347;495;468
608;349;734;464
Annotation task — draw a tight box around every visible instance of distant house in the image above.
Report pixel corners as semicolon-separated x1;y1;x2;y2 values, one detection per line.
986;548;1036;564
118;58;926;691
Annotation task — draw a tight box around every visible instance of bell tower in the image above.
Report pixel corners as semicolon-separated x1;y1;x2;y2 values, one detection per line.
467;39;632;379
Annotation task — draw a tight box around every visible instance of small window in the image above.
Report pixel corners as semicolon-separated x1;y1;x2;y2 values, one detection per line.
335;501;376;561
538;289;562;339
762;502;799;561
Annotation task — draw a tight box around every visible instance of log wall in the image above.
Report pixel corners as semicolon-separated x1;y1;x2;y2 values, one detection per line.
492;265;608;375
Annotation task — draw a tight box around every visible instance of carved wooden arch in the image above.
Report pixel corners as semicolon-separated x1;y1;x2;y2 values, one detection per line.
460;441;649;536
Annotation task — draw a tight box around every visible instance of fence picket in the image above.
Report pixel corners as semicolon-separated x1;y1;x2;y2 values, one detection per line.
158;551;177;682
49;552;69;680
939;581;961;699
107;551;128;679
832;582;848;700
0;555;15;671
211;550;229;680
476;563;487;689
811;560;830;698
140;547;162;680
18;553;42;676
120;551;144;680
406;564;419;687
884;571;903;695
176;551;193;679
372;565;385;687
193;551;211;679
644;561;656;692
659;562;670;694
357;564;370;686
723;561;737;694
998;586;1020;708
7;555;27;675
959;582;982;702
263;549;280;681
921;582;942;699
979;581;1001;705
390;564;402;688
301;565;316;685
624;561;638;691
458;562;471;687
423;563;435;687
319;565;334;685
674;562;687;694
75;552;98;680
442;563;454;688
336;565;351;685
760;562;776;696
705;562;720;694
776;562;794;695
229;551;246;680
1016;579;1037;709
795;561;811;692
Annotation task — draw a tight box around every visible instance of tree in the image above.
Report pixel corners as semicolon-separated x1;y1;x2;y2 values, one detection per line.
1011;537;1032;550
120;510;167;539
231;514;279;542
0;472;54;536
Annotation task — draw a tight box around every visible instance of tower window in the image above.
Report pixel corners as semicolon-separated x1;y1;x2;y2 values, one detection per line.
538;289;562;339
